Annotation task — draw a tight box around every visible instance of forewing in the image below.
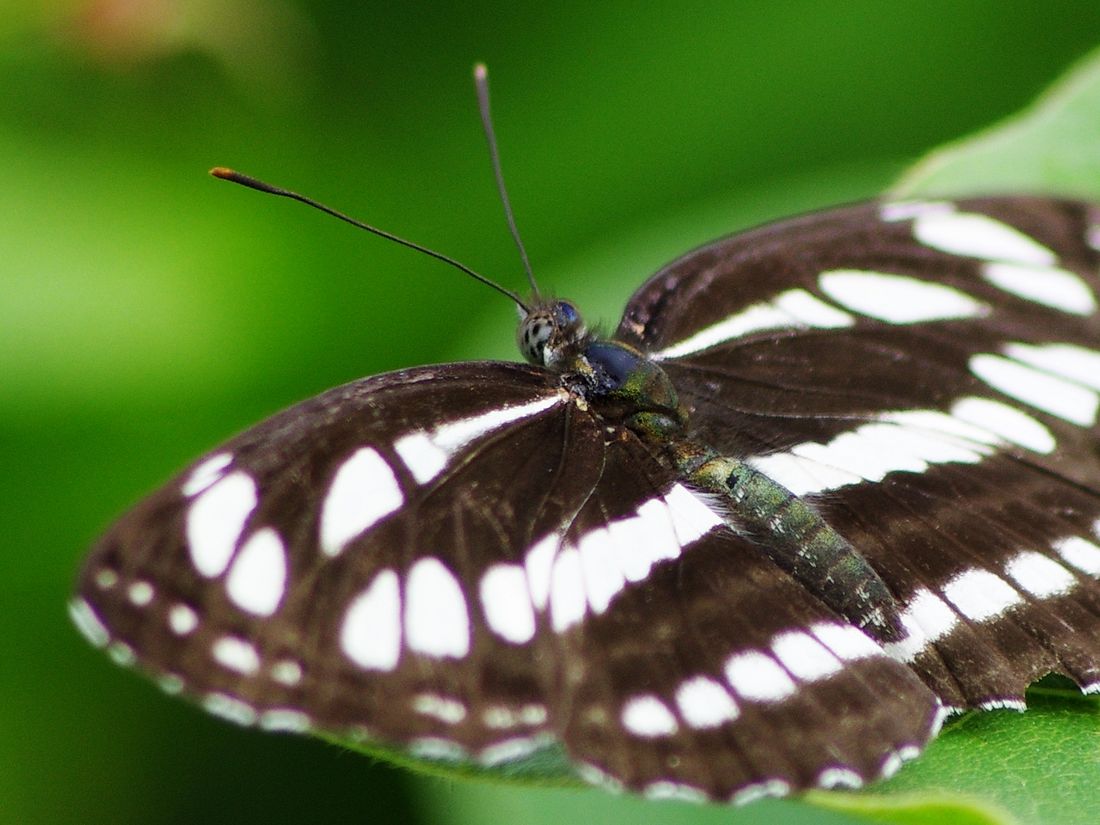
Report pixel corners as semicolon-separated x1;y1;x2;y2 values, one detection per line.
618;197;1100;706
72;362;605;760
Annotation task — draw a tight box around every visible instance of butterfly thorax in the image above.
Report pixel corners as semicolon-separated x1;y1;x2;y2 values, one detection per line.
518;298;687;439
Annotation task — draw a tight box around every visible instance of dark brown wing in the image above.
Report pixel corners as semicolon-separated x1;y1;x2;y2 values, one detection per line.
617;197;1100;708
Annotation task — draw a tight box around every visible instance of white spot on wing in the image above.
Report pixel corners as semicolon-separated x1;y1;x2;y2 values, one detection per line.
607;513;661;582
168;603;198;635
226;528;287;616
270;659;303;686
1007;551;1076;597
405;558;470;658
557;487;717;630
772;631;842;681
810;622;882;661
879;751;904;780
395;396;562;484
108;641;135;666
577;527;626;615
643;782;708;803
675;676;739;728
912;210;1057;266
635;497;681;564
773;288;857;328
412;693;467;724
819;269;988;323
983;262;1097;315
524;533;559;612
1004;342;1100;392
341;569;401;670
654;303;794;360
884;588;958;663
186;471;257;578
790;423;943;480
181;452;233;497
884;407;1001;447
480;563;536;644
748;451;863;497
664;483;724;544
978;698;1027;712
950;396;1055;454
750;409;997;497
479;735;551;766
260;710;311;732
970;353;1098;426
127;581;154;607
904;589;958;643
1054;536;1100;576
158;674;184;695
575;762;624;792
817;767;864;789
879;200;955;222
408;738;466;761
621;695;679;737
320;448;403;557
732;779;791;806
393;432;448;485
520;704;547;725
942;569;1022;622
212;635;261;675
724;651;796;702
1088;225;1100;251
655;288;853;359
69;598;109;648
483;703;547;729
871;418;985;466
203;693;257;726
549;547;585;633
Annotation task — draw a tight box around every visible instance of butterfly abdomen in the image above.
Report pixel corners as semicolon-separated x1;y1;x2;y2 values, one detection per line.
686;454;903;641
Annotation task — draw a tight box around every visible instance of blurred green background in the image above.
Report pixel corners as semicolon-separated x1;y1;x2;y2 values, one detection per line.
5;2;1100;824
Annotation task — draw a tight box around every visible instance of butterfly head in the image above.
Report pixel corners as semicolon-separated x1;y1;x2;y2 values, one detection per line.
517;299;589;369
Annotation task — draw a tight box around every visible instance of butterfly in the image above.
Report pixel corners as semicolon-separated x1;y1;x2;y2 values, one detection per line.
71;66;1100;804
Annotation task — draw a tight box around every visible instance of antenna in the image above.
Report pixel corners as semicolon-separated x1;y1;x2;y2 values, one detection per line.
474;63;540;300
209;167;529;313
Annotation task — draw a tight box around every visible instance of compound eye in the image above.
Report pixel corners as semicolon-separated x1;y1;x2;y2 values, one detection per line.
554;301;580;327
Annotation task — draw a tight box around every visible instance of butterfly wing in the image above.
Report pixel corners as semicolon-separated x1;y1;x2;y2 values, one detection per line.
618;196;1100;707
74;362;600;754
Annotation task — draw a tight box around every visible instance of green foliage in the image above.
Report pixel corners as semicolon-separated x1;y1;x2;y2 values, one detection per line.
894;44;1100;199
840;682;1100;825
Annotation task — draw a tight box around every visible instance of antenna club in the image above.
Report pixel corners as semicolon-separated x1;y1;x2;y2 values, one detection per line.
209;168;285;197
473;63;488;81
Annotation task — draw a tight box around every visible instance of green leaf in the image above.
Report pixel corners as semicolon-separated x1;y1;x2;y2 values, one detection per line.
808;790;1011;825
844;682;1100;825
893;44;1100;199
